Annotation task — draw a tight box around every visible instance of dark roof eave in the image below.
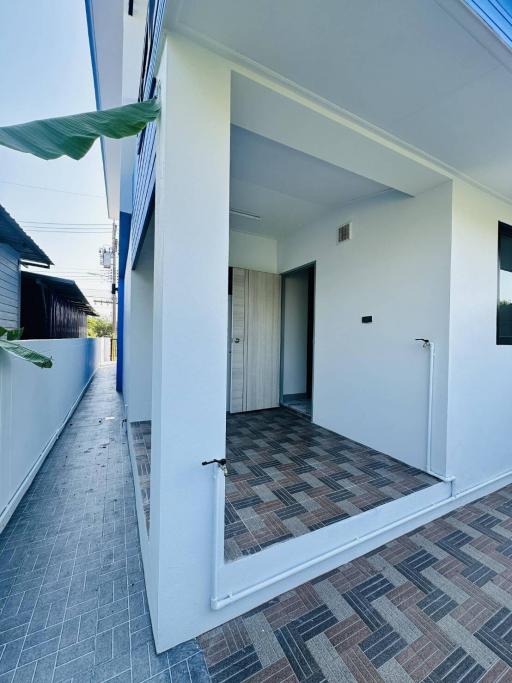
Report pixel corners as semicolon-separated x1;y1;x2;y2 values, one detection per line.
21;271;98;317
0;204;52;266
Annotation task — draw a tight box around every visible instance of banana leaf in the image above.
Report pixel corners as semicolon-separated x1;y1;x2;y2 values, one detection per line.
0;328;53;368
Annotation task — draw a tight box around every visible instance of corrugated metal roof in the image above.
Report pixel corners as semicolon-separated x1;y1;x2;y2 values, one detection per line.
0;204;52;266
21;271;97;316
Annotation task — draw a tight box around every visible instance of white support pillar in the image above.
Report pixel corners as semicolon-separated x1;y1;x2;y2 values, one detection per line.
124;219;154;423
149;36;231;650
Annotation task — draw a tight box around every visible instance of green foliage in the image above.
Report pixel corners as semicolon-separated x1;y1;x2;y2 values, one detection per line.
87;317;113;338
0;327;53;368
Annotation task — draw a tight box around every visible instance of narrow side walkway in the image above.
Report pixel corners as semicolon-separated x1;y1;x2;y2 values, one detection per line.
0;366;208;683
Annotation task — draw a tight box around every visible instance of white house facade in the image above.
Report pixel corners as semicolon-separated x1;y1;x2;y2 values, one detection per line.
86;0;512;651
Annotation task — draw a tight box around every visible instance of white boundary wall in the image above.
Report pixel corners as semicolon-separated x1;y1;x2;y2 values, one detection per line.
0;338;100;532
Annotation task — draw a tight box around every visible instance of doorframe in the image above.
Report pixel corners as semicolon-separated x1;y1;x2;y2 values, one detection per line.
279;261;317;415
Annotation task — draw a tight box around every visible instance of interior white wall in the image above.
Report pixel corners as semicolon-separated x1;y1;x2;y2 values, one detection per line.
229;230;277;272
125;219;154;423
278;183;452;475
447;181;512;492
282;269;309;396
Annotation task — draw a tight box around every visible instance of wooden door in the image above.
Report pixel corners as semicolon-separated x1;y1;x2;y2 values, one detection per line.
230;268;248;413
229;268;281;413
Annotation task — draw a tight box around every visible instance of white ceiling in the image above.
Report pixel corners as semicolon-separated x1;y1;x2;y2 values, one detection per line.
229;126;391;238
170;0;512;200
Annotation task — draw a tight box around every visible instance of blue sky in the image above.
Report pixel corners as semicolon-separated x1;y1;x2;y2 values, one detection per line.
0;0;112;317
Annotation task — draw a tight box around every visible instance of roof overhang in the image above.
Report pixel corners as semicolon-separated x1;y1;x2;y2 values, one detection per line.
85;0;124;218
166;0;512;202
0;205;52;267
21;271;98;316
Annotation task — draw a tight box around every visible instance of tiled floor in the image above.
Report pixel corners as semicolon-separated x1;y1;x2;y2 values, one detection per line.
0;366;208;683
8;365;512;681
200;484;512;682
130;421;151;531
225;409;438;561
281;396;312;419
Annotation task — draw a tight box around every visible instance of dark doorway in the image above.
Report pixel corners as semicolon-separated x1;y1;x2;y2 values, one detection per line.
281;263;315;418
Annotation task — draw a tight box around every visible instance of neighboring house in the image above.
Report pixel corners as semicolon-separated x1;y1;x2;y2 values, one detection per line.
20;271;97;339
0;204;52;328
0;203;96;338
86;0;512;651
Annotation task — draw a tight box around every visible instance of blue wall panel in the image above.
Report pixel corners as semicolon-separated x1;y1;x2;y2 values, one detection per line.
464;0;512;45
129;0;166;269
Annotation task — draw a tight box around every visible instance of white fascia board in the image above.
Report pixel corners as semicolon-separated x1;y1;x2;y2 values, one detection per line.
86;0;124;219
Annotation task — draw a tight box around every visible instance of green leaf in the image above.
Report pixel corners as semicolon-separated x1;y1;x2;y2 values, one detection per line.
0;339;53;368
0;327;8;338
6;328;22;341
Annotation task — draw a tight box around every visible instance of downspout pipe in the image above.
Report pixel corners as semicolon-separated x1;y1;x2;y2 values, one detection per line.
416;338;435;474
415;338;454;491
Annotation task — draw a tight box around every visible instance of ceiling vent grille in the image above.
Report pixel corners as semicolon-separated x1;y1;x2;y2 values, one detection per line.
337;222;352;244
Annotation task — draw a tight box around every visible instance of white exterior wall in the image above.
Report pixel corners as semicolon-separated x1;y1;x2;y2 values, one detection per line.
0;338;100;531
282;269;309;396
125;222;154;423
278;183;453;475
447;181;512;492
114;25;512;649
229;231;277;272
122;255;133;409
149;36;231;650
0;244;20;329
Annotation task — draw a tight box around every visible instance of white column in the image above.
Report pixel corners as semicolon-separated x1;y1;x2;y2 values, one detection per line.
124;219;154;423
150;36;231;650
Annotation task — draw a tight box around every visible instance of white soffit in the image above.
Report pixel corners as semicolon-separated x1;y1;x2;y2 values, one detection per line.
87;0;124;218
170;0;512;200
231;74;446;197
231;126;388;206
230;127;400;239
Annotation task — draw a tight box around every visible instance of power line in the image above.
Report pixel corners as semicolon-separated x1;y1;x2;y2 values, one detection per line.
20;221;111;226
0;179;105;198
25;230;111;235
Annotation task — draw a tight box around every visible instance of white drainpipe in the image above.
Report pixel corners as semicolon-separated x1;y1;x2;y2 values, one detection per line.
415;338;454;492
416;338;435;474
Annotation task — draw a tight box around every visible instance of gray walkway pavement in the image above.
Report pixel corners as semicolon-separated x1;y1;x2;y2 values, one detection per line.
0;365;208;683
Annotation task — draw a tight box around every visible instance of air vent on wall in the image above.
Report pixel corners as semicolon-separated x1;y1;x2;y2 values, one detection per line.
337;222;352;244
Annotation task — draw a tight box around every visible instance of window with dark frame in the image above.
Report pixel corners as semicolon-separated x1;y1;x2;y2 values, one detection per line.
497;221;512;345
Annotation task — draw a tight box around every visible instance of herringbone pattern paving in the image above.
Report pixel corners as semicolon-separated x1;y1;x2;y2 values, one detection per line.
0;366;208;683
200;485;512;682
225;409;438;561
130;421;151;531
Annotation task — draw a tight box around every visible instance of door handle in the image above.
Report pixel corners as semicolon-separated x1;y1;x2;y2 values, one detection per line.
233;337;240;344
